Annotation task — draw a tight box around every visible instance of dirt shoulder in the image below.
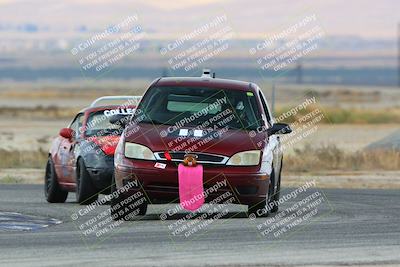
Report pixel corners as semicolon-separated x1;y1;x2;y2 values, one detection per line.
284;171;400;189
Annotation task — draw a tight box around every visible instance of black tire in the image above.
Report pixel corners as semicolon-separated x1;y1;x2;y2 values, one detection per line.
247;170;277;217
76;158;98;205
248;200;267;217
110;174;147;221
44;157;68;203
269;163;282;213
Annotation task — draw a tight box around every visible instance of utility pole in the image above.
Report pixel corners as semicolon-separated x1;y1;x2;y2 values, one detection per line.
398;23;400;87
271;82;276;116
296;61;303;84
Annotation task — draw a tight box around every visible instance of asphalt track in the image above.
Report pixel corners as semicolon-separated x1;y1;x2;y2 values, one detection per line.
0;184;399;267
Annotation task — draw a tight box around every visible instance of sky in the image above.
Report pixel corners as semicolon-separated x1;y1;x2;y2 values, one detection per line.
0;0;399;39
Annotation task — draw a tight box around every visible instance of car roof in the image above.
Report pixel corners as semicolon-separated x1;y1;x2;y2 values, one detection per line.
154;77;254;91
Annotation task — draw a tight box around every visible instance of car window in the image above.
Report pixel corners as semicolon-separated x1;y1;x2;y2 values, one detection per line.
136;87;263;131
258;91;272;124
167;95;222;114
69;113;84;138
85;110;125;137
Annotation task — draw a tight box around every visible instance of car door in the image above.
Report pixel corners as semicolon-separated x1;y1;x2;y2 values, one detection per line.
57;113;84;185
258;90;283;181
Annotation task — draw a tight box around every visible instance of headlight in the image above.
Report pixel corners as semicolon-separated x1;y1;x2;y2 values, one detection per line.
124;142;155;160
114;136;125;167
226;150;261;166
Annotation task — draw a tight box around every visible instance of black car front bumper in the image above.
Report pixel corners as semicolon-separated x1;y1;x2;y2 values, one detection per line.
84;154;114;193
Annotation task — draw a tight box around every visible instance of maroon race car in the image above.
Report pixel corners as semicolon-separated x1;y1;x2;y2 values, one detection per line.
44;96;140;204
112;70;292;219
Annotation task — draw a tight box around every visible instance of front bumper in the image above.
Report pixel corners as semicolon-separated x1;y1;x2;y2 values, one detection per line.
115;160;269;205
87;167;113;192
85;155;114;192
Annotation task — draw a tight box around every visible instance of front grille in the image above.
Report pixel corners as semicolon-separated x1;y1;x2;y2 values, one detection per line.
154;151;228;165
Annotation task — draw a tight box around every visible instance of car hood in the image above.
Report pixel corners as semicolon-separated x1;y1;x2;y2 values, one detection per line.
124;123;266;156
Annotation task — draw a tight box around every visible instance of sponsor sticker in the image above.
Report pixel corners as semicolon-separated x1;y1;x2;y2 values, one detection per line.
179;129;189;136
193;130;203;137
103;108;135;117
154;162;167;169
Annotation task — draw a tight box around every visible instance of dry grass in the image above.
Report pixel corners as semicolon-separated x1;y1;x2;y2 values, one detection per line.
0;146;399;174
0;175;25;184
0;149;48;169
285;144;400;172
0;106;78;119
276;105;400;124
1;104;400;122
307;88;382;102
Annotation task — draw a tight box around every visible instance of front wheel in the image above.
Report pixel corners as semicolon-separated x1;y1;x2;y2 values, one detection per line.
247;170;278;217
76;158;98;205
110;175;147;221
269;169;281;213
44;157;68;203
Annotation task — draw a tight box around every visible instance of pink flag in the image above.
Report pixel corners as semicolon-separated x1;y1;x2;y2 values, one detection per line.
178;163;204;211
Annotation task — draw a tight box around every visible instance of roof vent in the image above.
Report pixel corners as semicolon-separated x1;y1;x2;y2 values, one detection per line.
201;69;215;78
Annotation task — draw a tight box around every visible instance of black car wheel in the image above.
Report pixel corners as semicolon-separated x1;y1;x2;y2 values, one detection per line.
269;163;282;213
247;169;278;217
44;157;68;203
76;158;98;205
110;174;147;221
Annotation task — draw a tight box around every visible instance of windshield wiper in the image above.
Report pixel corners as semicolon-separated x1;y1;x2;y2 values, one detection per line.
140;119;171;126
224;125;242;130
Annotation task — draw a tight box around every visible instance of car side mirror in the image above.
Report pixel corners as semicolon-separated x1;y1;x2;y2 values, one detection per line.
59;128;74;139
267;123;292;136
109;114;129;127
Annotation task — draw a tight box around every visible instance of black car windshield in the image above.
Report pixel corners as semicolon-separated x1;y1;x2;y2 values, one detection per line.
85;110;126;137
134;87;263;130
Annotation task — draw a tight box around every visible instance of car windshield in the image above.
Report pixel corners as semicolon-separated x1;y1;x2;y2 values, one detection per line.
85;110;126;137
134;87;263;130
